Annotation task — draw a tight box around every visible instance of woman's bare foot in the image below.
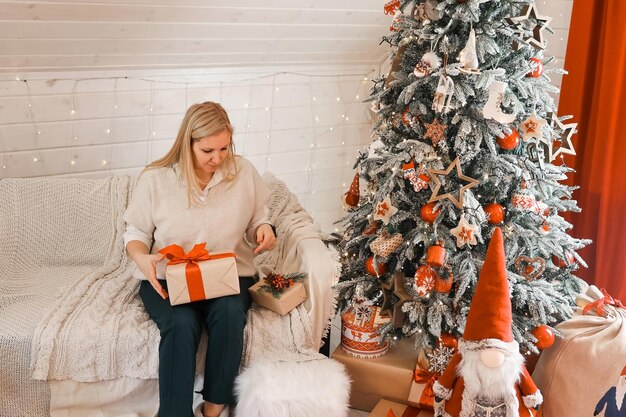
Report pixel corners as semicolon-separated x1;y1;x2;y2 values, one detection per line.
202;401;225;417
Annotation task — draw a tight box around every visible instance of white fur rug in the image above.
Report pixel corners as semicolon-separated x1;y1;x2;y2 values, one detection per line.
234;359;351;417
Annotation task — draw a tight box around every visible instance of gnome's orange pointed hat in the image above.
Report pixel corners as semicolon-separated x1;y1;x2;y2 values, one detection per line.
463;227;513;342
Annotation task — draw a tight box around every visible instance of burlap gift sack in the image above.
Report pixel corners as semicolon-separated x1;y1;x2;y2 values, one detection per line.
532;285;626;417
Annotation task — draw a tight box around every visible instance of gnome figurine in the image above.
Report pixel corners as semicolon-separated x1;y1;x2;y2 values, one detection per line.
432;228;543;417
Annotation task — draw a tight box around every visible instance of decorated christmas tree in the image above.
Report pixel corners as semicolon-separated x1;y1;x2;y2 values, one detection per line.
336;0;591;355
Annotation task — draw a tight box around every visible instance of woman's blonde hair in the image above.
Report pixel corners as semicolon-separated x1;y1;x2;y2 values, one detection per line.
146;101;238;205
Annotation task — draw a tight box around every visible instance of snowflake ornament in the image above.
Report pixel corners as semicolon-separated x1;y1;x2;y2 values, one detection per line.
427;345;455;375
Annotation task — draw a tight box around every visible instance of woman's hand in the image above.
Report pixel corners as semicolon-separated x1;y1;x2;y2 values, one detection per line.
135;252;168;299
254;224;276;254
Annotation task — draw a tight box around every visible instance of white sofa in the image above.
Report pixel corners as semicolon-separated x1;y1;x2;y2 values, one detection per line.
0;173;348;417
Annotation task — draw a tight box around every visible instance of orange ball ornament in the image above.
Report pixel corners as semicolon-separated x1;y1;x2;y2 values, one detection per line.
552;252;576;268
434;272;453;293
527;57;544;78
420;202;442;224
365;256;387;276
414;265;438;296
497;129;520;150
533;325;555;350
484;203;505;225
439;333;458;350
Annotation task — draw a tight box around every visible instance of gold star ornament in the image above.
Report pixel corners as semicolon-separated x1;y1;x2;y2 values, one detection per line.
426;157;480;209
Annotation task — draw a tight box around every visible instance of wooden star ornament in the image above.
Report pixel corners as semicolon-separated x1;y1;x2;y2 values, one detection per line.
548;112;577;160
380;271;413;327
424;118;447;146
450;214;479;247
426;157;480;209
506;4;552;50
520;112;547;142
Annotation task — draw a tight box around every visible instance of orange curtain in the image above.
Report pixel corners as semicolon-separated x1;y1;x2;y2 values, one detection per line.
559;0;626;301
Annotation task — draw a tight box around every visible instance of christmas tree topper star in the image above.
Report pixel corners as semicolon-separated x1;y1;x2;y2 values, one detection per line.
426;157;480;209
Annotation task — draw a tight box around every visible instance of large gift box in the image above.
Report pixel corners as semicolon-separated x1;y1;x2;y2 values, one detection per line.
249;272;307;315
332;337;416;411
533;285;626;417
159;243;239;306
368;399;434;417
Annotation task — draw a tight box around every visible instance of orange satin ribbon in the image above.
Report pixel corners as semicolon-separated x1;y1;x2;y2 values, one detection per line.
582;288;625;317
414;367;438;409
159;243;235;303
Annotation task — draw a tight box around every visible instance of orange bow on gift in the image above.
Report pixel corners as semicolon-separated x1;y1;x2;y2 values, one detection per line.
159;243;213;302
582;288;625;317
414;367;438;409
160;243;211;265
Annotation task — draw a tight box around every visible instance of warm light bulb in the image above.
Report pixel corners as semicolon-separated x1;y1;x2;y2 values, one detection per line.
106;129;111;134
102;160;107;165
33;157;39;162
70;109;75;114
70;160;76;165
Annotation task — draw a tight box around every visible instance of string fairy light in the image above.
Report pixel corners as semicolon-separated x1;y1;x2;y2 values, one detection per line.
67;80;79;170
104;78;118;172
261;76;276;174
24;81;46;175
146;80;155;166
240;79;254;157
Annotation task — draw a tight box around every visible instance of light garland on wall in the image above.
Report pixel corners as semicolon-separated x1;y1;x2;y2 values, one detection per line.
146;80;155;166
24;81;46;175
1;69;379;198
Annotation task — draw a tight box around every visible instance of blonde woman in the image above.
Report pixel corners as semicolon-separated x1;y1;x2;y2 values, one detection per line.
124;102;276;417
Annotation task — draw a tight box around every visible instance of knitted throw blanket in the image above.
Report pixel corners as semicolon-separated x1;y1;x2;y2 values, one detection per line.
29;175;160;382
29;173;337;382
243;173;340;365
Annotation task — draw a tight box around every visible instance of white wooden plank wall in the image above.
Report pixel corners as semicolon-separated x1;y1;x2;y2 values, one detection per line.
539;0;574;106
0;66;379;233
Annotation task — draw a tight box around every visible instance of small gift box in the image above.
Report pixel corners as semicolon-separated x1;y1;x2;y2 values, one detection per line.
159;243;239;306
368;399;434;417
249;272;307;315
408;346;453;411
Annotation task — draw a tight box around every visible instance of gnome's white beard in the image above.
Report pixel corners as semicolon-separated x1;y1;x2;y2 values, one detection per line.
458;346;524;417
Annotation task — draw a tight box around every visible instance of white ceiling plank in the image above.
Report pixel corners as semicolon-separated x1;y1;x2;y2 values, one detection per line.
0;39;382;55
0;21;389;40
5;0;385;10
1;52;384;72
0;2;389;25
